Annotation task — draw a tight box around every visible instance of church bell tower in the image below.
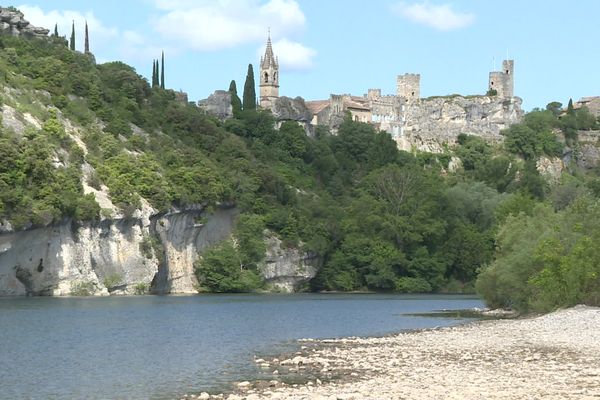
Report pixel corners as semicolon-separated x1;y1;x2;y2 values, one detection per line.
259;32;279;108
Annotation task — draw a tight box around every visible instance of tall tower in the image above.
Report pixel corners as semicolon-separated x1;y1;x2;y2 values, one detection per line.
488;59;514;98
397;73;420;102
259;32;279;108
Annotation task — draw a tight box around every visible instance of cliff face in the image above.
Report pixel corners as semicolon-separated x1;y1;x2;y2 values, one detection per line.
261;234;319;292
0;208;237;296
395;96;523;153
0;207;319;296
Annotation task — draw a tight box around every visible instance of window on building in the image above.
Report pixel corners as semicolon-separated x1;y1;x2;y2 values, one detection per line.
264;72;269;83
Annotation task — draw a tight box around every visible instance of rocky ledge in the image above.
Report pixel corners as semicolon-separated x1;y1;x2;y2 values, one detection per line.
190;305;600;399
0;7;49;38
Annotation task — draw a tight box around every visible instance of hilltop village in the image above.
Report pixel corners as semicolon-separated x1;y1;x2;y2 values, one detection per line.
201;36;524;152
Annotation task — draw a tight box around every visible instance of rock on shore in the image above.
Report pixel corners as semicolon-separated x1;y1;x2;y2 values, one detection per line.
194;306;600;400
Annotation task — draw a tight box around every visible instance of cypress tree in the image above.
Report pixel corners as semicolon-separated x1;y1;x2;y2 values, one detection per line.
151;60;156;88
242;64;256;111
53;24;58;37
69;20;75;51
567;98;575;115
229;80;242;117
84;21;90;53
160;51;165;89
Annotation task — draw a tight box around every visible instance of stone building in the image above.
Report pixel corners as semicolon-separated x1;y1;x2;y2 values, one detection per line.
488;59;514;98
304;59;522;151
575;97;600;117
259;33;279;109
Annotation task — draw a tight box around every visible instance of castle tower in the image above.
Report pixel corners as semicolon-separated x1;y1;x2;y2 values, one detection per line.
488;59;514;98
259;32;279;108
397;74;420;102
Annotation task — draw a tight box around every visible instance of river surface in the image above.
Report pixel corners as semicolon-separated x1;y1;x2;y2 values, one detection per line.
0;294;483;399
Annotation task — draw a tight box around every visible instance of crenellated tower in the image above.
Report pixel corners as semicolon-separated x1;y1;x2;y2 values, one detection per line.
259;32;279;108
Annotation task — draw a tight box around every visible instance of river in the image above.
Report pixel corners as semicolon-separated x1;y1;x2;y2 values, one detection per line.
0;294;483;399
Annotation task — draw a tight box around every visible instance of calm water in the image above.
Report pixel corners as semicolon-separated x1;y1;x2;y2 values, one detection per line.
0;294;483;399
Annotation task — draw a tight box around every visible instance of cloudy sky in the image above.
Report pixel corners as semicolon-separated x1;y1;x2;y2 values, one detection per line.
17;0;600;110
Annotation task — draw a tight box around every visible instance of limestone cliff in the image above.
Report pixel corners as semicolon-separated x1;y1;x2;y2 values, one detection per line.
260;234;319;292
395;95;523;153
0;207;237;296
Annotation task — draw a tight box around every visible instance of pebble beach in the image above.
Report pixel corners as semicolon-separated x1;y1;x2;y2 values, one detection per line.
185;305;600;400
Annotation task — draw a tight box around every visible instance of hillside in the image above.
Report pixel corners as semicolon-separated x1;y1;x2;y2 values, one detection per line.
0;16;599;310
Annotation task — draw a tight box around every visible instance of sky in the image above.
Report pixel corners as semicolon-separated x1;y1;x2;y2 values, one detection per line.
15;0;600;111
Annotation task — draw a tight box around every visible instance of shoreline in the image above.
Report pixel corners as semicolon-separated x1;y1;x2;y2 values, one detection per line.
187;305;600;400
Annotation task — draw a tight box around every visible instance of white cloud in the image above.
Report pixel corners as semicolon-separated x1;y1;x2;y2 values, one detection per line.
18;5;118;52
392;2;475;31
153;0;306;51
257;38;316;71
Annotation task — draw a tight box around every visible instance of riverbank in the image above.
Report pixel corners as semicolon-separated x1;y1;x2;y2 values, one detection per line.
192;305;600;399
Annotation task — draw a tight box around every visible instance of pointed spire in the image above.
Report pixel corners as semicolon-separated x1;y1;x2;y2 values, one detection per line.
84;20;90;54
261;29;277;69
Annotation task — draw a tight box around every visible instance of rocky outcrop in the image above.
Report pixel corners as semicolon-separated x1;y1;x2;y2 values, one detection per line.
0;7;49;38
270;96;312;123
396;95;523;153
271;96;315;137
260;234;320;292
0;207;238;296
198;90;233;120
537;156;564;182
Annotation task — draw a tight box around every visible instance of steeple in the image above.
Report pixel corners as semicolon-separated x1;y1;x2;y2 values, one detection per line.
260;30;278;70
259;30;279;109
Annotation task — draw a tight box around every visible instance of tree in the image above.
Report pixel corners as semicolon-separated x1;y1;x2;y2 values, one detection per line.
243;63;256;111
151;60;157;88
84;21;90;53
160;51;165;89
567;98;575;115
69;20;75;51
228;80;242;117
53;24;58;37
546;101;562;116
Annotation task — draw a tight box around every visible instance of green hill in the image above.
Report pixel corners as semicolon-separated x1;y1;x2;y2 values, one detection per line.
0;26;599;309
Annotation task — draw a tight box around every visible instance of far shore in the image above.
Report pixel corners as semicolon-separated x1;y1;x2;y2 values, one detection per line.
186;305;600;400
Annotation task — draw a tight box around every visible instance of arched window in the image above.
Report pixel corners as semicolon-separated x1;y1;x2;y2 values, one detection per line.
274;72;278;81
264;72;269;83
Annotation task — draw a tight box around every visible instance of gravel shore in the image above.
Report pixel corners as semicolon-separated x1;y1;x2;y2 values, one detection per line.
187;306;600;400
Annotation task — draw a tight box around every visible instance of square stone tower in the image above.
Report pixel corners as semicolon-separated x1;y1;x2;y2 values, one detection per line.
488;59;514;98
397;73;420;101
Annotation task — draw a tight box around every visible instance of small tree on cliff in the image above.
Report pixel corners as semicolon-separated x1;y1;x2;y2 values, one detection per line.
53;23;58;37
242;64;256;111
69;20;75;51
229;80;242;117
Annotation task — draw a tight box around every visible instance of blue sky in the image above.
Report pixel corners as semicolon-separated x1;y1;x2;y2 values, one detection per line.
17;0;600;110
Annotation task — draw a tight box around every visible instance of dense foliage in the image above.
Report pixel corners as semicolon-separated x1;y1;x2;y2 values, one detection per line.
1;33;599;307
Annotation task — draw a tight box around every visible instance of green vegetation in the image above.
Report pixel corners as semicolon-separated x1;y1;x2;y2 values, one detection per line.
1;32;600;307
243;64;256;111
103;273;123;292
